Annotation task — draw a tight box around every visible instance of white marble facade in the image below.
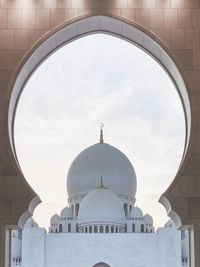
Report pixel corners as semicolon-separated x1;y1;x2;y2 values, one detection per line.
11;137;189;267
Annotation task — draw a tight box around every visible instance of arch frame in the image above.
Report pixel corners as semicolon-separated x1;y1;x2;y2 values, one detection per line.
7;15;192;228
0;15;200;266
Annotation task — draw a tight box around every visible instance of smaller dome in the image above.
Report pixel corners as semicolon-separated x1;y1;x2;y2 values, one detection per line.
50;214;60;225
144;214;153;225
60;207;72;218
78;186;125;226
24;218;39;228
164;219;176;228
130;207;143;218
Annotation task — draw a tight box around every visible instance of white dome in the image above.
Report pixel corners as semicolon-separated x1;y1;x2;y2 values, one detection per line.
60;207;72;218
24;218;39;228
50;214;60;225
130;207;143;218
67;143;137;199
144;214;153;225
78;187;125;225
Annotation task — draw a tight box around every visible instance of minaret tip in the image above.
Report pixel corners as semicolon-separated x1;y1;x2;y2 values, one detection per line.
100;123;104;143
98;176;106;189
100;176;103;188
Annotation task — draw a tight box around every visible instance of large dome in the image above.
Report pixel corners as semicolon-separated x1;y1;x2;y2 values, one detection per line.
78;187;125;225
67;143;137;199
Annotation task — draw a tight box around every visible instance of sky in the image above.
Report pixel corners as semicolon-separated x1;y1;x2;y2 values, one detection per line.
14;33;185;230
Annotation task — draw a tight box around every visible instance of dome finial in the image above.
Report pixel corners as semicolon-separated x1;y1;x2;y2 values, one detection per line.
100;123;104;143
100;176;104;188
99;176;106;189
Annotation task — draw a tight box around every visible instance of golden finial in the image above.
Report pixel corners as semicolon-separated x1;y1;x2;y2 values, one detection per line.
98;176;106;189
100;123;104;143
100;176;104;188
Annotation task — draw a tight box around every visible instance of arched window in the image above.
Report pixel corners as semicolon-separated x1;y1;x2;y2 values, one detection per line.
100;226;103;233
76;223;79;232
94;226;98;233
115;227;118;233
59;224;63;233
132;223;135;233
111;226;114;233
129;204;132;214
124;203;128;217
71;205;74;217
75;203;79;217
89;226;92;233
124;223;127;232
68;223;71;233
141;224;144;233
105;226;109;233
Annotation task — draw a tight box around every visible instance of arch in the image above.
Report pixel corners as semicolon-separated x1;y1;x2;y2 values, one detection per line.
141;224;144;233
93;262;111;267
59;224;62;233
132;223;135;233
68;223;71;233
8;16;191;229
99;226;104;233
94;226;98;233
124;203;128;217
0;9;199;267
71;205;74;218
124;223;127;233
75;203;79;217
76;223;79;233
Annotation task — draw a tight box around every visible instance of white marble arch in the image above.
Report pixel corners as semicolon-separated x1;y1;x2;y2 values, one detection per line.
8;15;190;228
4;13;199;267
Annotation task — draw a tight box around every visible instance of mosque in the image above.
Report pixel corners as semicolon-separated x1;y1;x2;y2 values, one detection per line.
11;126;189;267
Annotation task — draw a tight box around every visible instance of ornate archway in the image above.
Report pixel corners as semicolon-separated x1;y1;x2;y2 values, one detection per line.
0;8;199;267
8;15;191;228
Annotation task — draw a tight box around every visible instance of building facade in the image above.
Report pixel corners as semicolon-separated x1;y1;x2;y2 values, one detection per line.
11;132;189;267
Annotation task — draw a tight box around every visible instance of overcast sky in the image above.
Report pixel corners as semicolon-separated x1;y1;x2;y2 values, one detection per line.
14;34;185;229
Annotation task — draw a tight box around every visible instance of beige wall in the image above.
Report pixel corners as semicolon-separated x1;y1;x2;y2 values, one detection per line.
0;0;200;266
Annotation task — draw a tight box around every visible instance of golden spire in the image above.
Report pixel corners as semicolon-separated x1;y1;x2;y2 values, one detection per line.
100;123;104;143
98;176;106;189
100;176;104;188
